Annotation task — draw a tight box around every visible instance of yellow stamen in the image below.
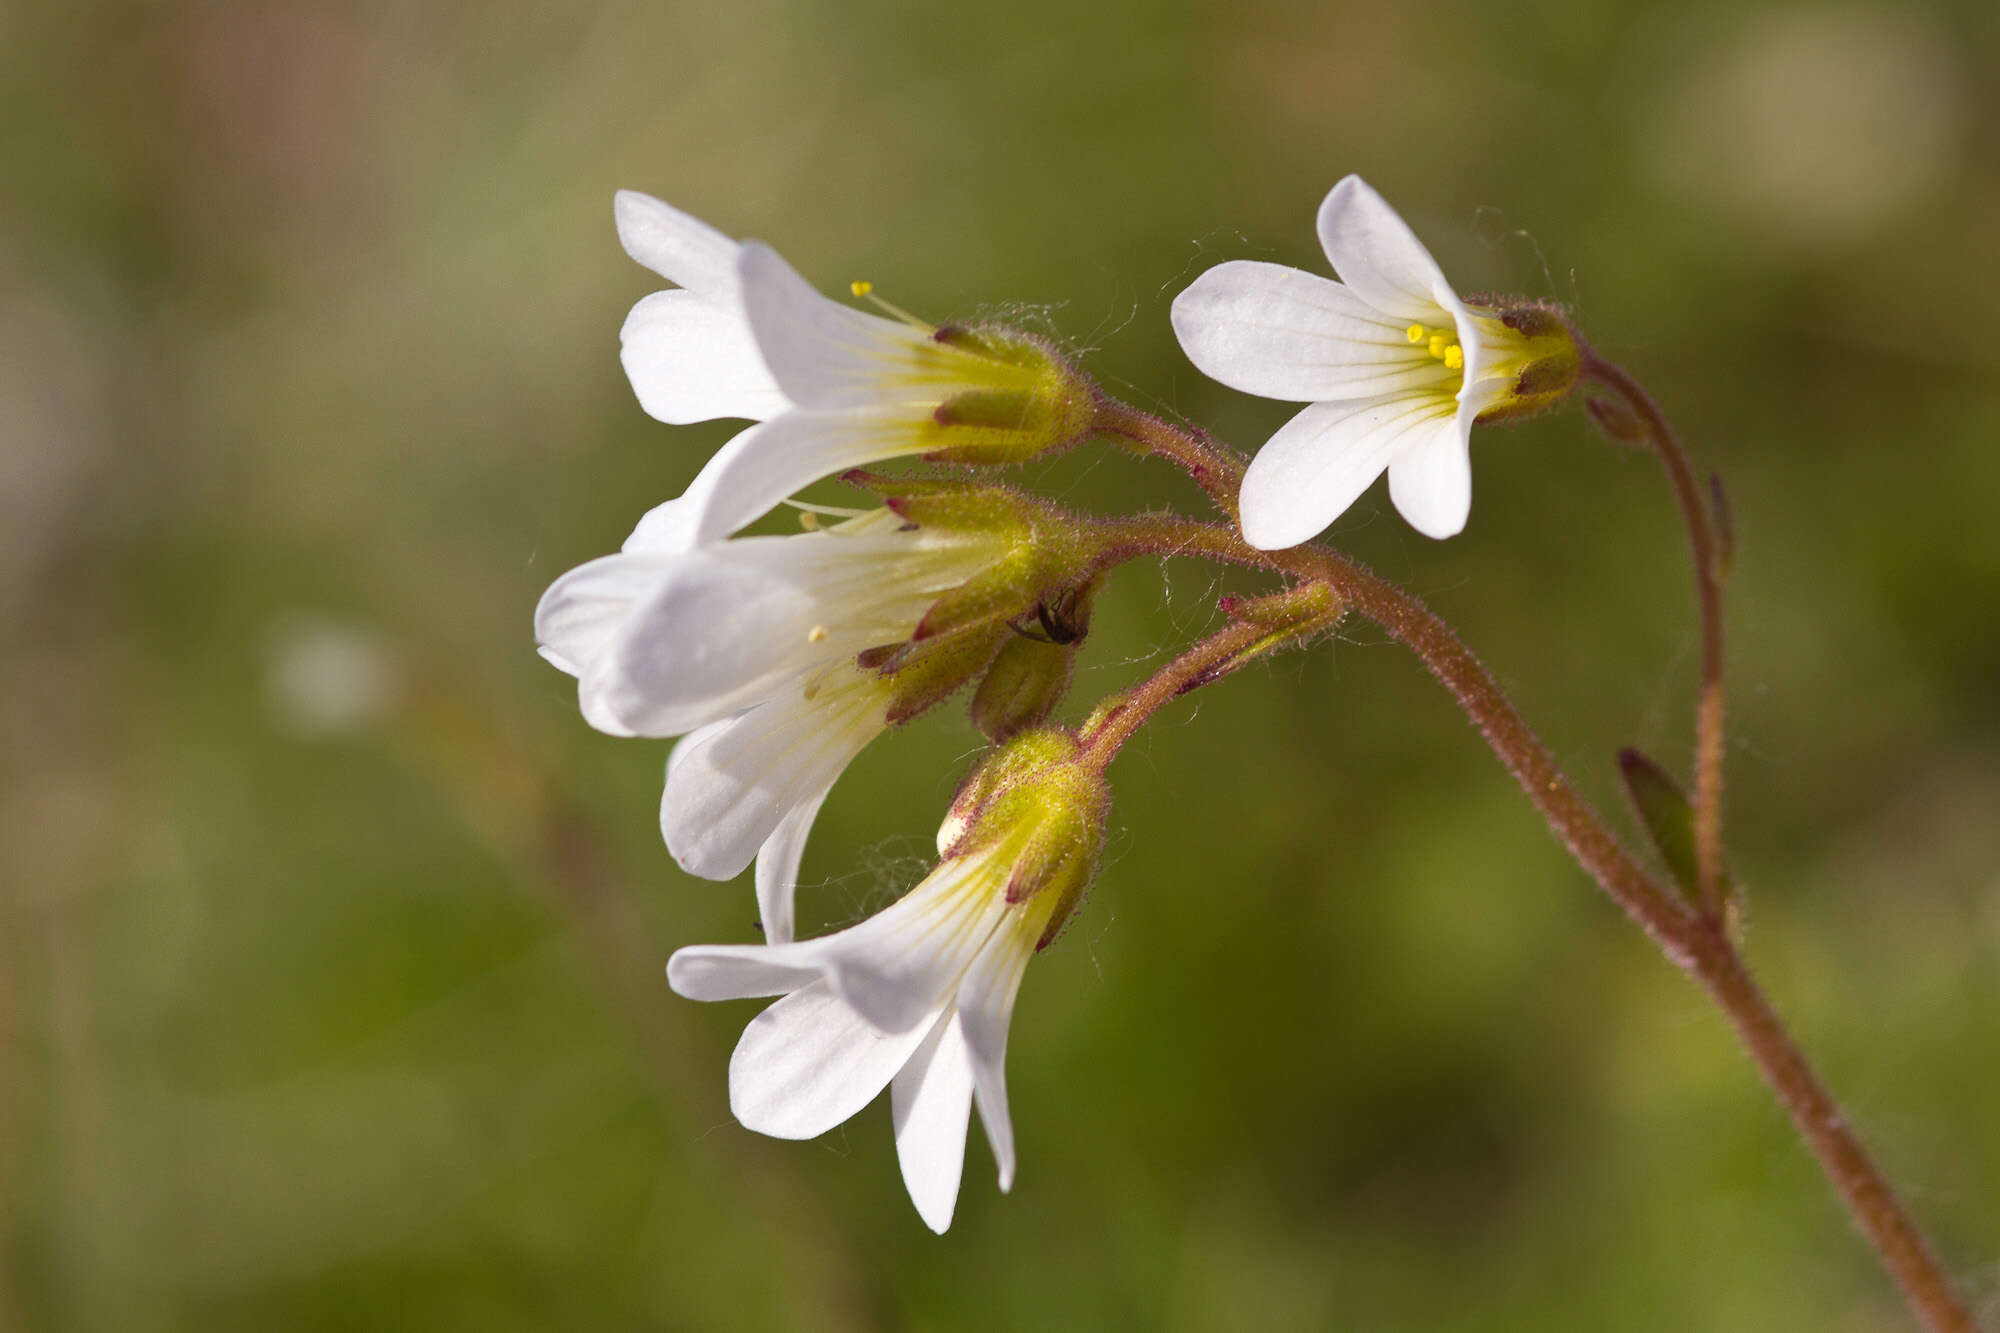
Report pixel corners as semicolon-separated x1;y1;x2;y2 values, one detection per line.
847;278;932;333
798;510;822;531
1428;334;1449;360
1443;344;1464;371
1405;324;1425;344
807;625;828;643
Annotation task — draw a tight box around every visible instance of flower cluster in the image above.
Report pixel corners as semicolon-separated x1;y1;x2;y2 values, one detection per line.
537;177;1578;1229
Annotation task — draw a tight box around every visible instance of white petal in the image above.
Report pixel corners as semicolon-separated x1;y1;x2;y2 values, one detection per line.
752;788;829;947
535;552;669;676
819;852;1012;1036
674;848;1011;1032
891;1010;976;1233
619;290;788;425
678;410;930;547
1170;261;1445;402
1237;393;1459;549
1316;176;1457;324
1385;421;1474;539
620;495;702;555
954;917;1036;1193
667;939;828;1001
737;243;976;411
660;685;882;885
596;551;848;738
614;190;739;293
728;980;934;1140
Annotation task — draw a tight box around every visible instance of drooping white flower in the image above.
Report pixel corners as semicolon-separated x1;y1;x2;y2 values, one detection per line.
612;190;1097;545
667;729;1106;1232
1171;175;1578;548
534;499;1037;941
667;243;1097;547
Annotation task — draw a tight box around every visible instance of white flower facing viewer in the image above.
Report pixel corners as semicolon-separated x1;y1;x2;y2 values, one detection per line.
667;730;1108;1233
1171;175;1579;547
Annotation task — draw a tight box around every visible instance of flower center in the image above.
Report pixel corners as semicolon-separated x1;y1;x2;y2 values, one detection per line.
1405;322;1464;372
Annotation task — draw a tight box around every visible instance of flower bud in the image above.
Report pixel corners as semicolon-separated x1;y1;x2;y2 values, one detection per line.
943;728;1109;948
970;586;1094;743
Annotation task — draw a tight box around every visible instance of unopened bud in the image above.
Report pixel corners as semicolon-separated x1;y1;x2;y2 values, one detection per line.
971;586;1094;742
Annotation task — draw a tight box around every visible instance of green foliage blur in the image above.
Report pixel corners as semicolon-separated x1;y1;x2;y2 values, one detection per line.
6;0;1997;1328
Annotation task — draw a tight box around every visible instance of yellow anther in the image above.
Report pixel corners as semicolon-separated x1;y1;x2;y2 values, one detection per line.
1405;324;1425;344
847;282;933;333
1443;344;1464;371
807;624;828;643
798;510;822;531
1428;334;1449;360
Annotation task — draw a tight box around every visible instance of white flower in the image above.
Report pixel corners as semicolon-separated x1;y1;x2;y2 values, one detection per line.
666;733;1106;1233
615;199;1094;547
1171;175;1577;548
534;503;1014;941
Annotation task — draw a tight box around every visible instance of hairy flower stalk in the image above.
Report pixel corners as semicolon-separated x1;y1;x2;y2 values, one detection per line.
667;730;1108;1232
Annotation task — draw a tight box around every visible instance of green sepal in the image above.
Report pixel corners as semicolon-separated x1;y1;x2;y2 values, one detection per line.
1617;747;1733;905
947;728;1109;949
911;325;1096;466
912;556;1049;641
933;324;1056;369
879;625;1007;726
932;389;1037;432
1469;298;1581;425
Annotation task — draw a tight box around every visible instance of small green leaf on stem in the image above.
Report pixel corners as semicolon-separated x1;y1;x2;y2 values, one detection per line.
1617;747;1733;908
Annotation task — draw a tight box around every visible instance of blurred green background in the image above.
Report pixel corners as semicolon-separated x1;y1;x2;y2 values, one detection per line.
6;0;1998;1328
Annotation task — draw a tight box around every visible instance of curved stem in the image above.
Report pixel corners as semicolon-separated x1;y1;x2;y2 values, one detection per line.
1077;616;1271;766
1580;350;1730;918
1093;398;1249;515
1084;512;1275;579
1079;580;1343;766
1092;395;1974;1333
